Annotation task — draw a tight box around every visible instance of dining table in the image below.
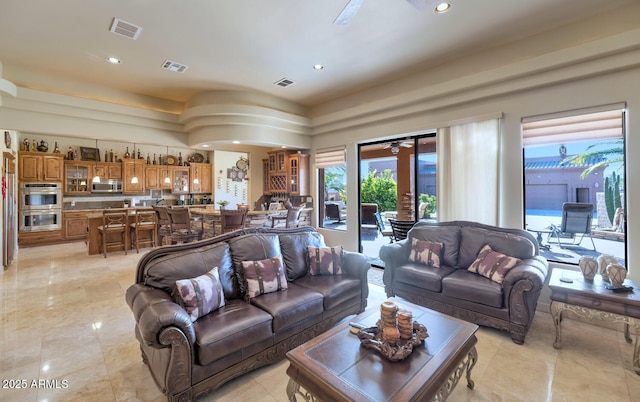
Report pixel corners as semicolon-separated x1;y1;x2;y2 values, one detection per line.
189;207;275;238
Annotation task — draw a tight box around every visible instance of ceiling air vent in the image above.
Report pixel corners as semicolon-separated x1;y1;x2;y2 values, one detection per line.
274;78;295;88
161;60;189;74
109;18;142;40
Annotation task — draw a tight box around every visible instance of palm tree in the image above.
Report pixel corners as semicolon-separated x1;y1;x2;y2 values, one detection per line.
561;140;624;179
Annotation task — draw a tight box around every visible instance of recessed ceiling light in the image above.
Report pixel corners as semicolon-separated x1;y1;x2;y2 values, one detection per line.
434;2;451;14
106;57;122;64
281;145;287;149
313;64;324;70
202;144;210;148
232;140;240;144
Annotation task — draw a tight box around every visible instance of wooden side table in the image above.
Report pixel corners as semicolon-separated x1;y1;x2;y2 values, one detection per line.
548;269;640;374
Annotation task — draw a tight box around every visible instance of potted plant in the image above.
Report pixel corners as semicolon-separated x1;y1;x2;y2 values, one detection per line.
216;200;229;210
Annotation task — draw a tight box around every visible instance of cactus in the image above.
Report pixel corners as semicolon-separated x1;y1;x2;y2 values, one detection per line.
604;172;621;225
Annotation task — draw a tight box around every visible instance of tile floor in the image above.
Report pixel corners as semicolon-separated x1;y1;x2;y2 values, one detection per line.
2;242;640;401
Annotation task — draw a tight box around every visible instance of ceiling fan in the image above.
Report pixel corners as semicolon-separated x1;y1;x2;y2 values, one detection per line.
384;140;413;155
334;0;438;25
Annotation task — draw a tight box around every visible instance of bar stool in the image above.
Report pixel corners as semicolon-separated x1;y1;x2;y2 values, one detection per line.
130;209;158;253
98;209;128;258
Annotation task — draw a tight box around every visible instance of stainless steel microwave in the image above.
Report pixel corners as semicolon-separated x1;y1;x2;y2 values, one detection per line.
91;179;122;193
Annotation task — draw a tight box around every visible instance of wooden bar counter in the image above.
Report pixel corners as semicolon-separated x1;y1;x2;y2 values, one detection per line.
86;208;154;255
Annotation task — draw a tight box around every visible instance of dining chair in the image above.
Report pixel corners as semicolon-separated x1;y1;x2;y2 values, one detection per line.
152;205;171;245
98;208;128;258
129;208;158;253
220;208;248;234
166;207;203;244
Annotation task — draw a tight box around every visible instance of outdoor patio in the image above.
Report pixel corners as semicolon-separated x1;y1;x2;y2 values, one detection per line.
358;214;625;268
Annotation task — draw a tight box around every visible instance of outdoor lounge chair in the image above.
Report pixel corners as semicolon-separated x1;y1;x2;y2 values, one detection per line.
374;212;394;242
548;202;597;251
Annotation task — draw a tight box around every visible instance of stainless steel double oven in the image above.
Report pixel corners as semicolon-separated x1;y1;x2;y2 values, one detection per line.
20;182;63;232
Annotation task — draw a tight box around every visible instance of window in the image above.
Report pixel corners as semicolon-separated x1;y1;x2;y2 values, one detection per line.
522;105;626;265
317;149;347;231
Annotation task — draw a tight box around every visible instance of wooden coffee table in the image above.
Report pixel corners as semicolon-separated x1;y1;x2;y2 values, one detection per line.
549;269;640;374
285;299;478;401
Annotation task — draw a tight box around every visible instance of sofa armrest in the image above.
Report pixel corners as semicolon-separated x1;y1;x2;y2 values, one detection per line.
501;256;549;343
126;283;196;348
379;239;411;296
342;251;371;308
502;256;548;297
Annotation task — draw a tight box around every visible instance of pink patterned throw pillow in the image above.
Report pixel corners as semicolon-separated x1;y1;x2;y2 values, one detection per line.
241;255;288;299
174;267;225;322
307;246;344;275
468;244;521;284
408;238;443;268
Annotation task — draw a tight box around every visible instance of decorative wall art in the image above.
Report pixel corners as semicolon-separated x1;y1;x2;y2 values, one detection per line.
227;167;246;182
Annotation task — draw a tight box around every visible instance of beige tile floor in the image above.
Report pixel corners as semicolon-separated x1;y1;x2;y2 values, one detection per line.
2;242;640;401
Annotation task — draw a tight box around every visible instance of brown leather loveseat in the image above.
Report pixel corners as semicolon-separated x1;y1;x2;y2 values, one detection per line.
126;226;369;401
380;220;548;344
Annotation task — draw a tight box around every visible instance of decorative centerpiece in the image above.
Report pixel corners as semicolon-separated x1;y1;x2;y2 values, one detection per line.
356;301;429;361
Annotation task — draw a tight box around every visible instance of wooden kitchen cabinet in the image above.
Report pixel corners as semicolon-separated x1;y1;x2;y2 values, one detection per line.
288;153;309;196
172;167;190;194
264;151;309;196
122;159;146;194
18;152;64;182
262;159;270;194
93;162;122;180
64;161;91;194
189;163;212;194
63;211;89;241
144;165;172;191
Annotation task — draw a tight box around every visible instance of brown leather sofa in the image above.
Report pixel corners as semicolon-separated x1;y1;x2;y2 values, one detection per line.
380;220;548;344
126;226;369;401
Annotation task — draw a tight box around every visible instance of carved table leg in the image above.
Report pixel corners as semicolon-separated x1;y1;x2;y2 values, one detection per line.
466;346;478;390
286;378;318;402
625;323;632;344
630;318;640;375
550;301;565;349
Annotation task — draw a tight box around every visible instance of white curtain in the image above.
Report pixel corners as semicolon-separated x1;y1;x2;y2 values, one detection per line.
437;118;500;225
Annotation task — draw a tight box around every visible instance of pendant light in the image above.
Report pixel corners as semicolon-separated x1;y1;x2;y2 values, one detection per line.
92;139;101;183
131;142;138;184
164;146;171;184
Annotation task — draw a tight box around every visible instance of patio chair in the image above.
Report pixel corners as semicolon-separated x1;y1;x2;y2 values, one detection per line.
325;202;347;223
548;202;596;251
374;212;394;242
389;219;416;242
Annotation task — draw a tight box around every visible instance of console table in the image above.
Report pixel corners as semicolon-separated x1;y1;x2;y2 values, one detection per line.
549;269;640;374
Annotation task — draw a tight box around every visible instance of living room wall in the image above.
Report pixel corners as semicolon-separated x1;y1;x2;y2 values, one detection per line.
311;40;640;284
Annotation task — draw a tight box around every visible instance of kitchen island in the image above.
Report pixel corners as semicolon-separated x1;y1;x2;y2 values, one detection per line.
85;206;313;255
86;207;155;256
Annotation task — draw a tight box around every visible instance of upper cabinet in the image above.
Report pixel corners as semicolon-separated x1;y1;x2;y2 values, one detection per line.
122;159;146;194
93;162;122;180
18;152;64;182
189;163;212;194
288;153;309;196
265;151;309;196
144;165;172;191
172;167;190;194
64;161;91;194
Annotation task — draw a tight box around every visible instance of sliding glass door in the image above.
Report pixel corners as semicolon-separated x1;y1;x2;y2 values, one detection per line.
358;133;436;266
